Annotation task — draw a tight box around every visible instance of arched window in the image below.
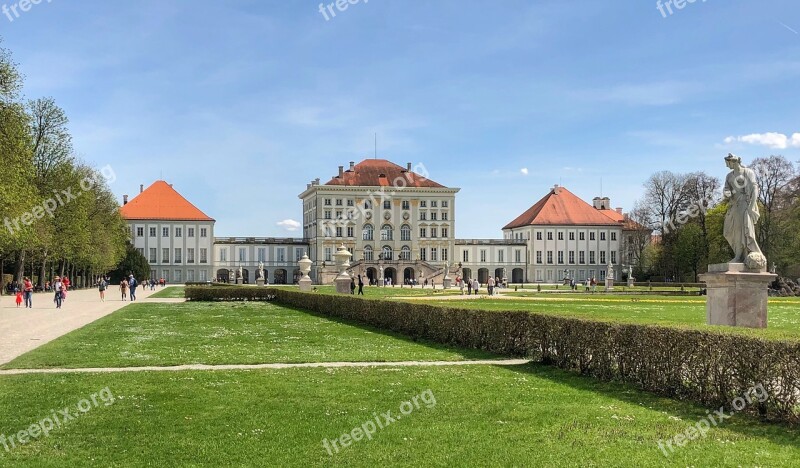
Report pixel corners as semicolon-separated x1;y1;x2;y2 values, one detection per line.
362;224;374;241
400;224;411;241
381;224;393;241
382;246;393;261
363;245;374;261
400;246;411;261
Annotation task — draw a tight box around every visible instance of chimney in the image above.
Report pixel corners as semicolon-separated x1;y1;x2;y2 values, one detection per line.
338;166;344;177
123;195;129;205
553;184;561;195
406;162;412;171
616;207;623;215
140;184;144;194
314;178;320;185
349;161;355;171
307;183;311;189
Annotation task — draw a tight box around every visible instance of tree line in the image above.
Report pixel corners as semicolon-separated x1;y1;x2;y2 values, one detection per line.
0;41;130;292
627;157;800;282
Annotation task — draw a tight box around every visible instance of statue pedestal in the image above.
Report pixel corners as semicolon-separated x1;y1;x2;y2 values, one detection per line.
442;278;452;289
299;277;313;292
699;263;776;329
605;278;614;292
256;279;265;287
236;278;243;285
335;277;351;294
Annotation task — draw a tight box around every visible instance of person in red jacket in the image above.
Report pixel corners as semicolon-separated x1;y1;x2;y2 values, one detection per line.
23;277;33;308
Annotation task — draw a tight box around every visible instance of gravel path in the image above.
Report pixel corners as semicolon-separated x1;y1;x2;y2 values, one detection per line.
0;286;182;365
0;359;531;376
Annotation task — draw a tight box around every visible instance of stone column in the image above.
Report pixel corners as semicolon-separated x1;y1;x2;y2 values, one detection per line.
699;263;776;328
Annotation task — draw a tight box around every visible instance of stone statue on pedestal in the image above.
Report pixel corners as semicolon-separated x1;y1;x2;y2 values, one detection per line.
257;262;264;280
723;153;766;270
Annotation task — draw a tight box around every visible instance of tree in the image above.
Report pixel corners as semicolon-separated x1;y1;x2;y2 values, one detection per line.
108;244;151;283
750;155;796;260
674;223;705;281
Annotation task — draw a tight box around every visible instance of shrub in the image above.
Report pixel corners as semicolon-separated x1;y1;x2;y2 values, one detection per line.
188;286;800;424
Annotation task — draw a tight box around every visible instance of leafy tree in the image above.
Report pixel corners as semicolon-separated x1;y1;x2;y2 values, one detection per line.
108;244;151;283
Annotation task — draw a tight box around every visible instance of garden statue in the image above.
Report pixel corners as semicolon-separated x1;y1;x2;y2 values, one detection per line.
723;153;766;270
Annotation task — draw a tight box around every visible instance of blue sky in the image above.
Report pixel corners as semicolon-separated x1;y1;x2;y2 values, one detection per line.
2;0;799;238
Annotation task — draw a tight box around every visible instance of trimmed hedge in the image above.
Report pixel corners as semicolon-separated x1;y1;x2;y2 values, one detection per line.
186;286;800;424
186;286;277;301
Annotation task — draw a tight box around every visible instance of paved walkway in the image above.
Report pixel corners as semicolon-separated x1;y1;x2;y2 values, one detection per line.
0;359;532;376
0;286;179;365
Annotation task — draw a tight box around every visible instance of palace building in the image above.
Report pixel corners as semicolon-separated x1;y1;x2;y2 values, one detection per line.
121;159;642;285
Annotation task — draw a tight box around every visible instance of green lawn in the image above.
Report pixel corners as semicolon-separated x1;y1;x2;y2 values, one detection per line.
1;364;798;467
409;295;800;340
148;286;185;298
2;302;493;369
270;284;462;297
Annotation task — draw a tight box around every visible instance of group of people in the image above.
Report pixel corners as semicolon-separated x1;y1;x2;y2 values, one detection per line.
349;275;365;295
455;276;505;296
14;275;70;309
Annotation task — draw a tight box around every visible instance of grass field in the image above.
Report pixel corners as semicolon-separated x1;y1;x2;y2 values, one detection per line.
2;302;493;369
149;286;185;298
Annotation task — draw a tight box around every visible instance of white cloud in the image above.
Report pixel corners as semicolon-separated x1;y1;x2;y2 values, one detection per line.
724;132;800;150
520;168;529;175
277;219;301;231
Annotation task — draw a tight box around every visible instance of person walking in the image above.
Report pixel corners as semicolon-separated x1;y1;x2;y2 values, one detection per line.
487;276;495;296
22;276;33;308
472;278;480;295
53;276;64;309
467;278;472;295
357;275;364;295
120;278;128;301
350;277;356;295
98;277;108;302
129;275;138;301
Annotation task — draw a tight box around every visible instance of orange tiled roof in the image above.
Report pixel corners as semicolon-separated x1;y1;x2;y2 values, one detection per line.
598;208;624;222
503;186;621;229
120;181;214;222
325;159;446;188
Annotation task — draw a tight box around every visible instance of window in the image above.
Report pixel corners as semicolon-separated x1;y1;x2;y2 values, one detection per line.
600;251;606;264
362;224;374;241
463;250;469;262
569;251;575;264
188;228;195;237
277;248;286;262
430;248;438;262
149;248;157;264
558;251;564;264
536;232;542;240
335;210;342;219
431;201;438;208
239;248;246;262
382;246;393;261
589;251;596;264
401;225;411;241
258;248;266;262
498;250;504;263
442;248;448;261
579;251;585;264
480;250;487;262
420;200;427;208
149;227;157;237
162;227;169;237
569;232;575;241
137;248;145;257
347;226;354;238
324;198;332;206
296;248;303;261
579;232;585;241
199;270;207;282
200;228;207;238
383;200;391;209
402;201;410;210
347;199;354;207
381;224;393;241
162;248;170;263
547;232;553;241
590;232;596;241
611;251;617;264
175;248;182;263
325;247;332;262
536;251;542;264
419;212;427;221
558;232;564;241
335;227;342;237
430;212;438;221
200;248;207;264
175;228;182;237
174;270;182;283
336;199;343;206
441;228;448;238
136;227;144;237
442;201;449;207
187;270;195;282
515;249;522;263
547;251;553;264
363;246;373;261
442;212;448;220
600;232;606;241
430;228;438;238
220;249;227;262
611;232;617;241
419;227;427;238
364;200;372;209
400;246;411;261
419;248;427;261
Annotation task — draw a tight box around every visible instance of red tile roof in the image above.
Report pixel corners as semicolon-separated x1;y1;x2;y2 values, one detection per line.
120;181;214;222
325;159;446;188
598;209;624;222
503;186;621;229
